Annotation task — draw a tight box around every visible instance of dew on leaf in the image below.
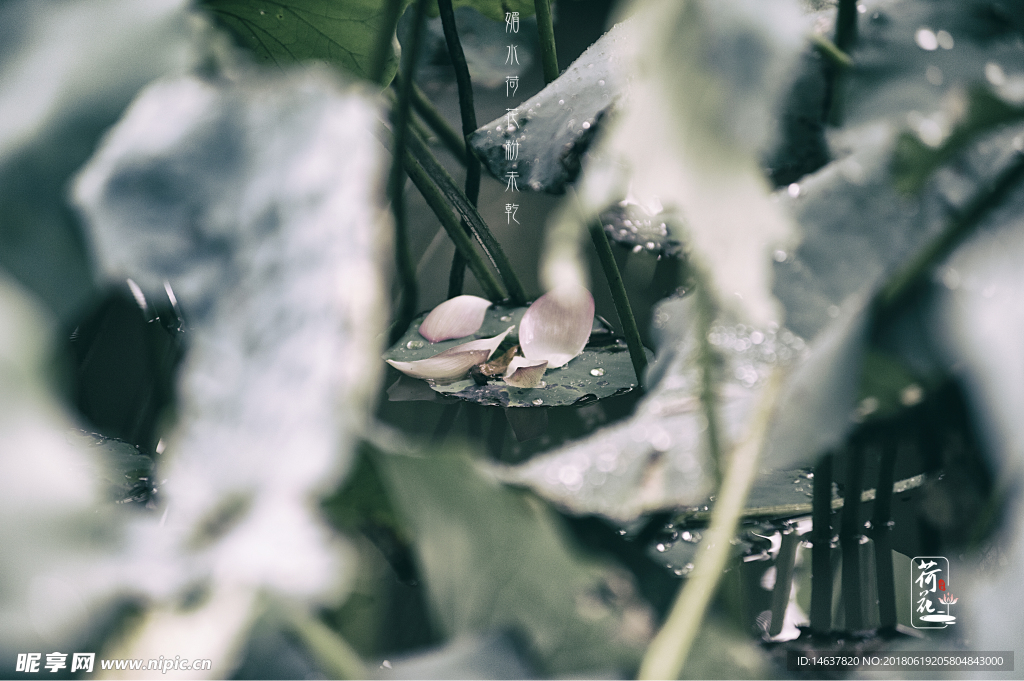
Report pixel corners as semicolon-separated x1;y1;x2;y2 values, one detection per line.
915;28;938;51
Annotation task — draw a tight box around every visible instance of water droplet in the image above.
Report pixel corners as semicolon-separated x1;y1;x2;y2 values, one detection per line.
986;62;1007;87
856;2;866;12
617;529;627;536
680;530;702;543
532;398;543;405
632;245;643;254
859;534;870;544
590;368;605;377
558;99;565;105
773;249;787;262
787;182;800;198
500;315;513;322
936;30;954;49
901;383;924;406
864;520;874;530
582;121;591;130
598;79;606;86
406;340;425;349
915;27;938;51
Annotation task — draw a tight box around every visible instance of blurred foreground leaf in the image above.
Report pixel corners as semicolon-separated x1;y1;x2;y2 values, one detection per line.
0;0;195;325
375;444;654;677
72;67;389;671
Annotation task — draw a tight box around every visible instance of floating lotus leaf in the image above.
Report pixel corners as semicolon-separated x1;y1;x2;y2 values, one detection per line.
383;304;643;407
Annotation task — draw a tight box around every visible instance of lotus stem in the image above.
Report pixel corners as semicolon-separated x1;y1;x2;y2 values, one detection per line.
410;84;468;164
588;220;648;385
534;0;559;83
368;0;406;85
638;371;782;680
405;126;528;305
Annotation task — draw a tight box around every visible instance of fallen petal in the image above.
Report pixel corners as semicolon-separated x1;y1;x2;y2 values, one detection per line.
520;285;594;368
387;327;512;383
504;357;549;388
419;295;492;342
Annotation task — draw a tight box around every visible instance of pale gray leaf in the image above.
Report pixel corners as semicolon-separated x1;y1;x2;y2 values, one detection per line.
74;68;388;602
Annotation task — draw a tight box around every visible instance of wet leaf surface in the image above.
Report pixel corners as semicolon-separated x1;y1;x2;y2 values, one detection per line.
468;21;627;194
375;442;654;676
384;304;643;407
598;201;685;258
499;296;809;521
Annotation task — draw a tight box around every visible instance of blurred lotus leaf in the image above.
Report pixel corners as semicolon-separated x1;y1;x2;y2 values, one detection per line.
375;442;654;676
499;295;814;521
72;66;389;665
572;0;805;326
0;0;195;325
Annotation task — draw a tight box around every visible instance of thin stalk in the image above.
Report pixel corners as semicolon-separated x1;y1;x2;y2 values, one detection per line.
436;0;481;297
403;150;507;301
375;124;505;300
768;530;800;637
839;440;866;631
410;84;468;164
810;453;835;634
870;434;899;630
588;220;648;385
369;0;406;85
827;0;858;126
875;151;1024;319
386;0;430;342
279;606;365;679
694;269;724;487
671;472;925;525
810;34;853;69
534;0;559;83
638;371;783;680
406;126;527;304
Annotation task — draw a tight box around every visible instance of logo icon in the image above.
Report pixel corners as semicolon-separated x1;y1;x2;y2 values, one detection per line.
912;556;957;628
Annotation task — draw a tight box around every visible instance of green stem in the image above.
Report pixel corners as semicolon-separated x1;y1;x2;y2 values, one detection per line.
839;440;865;631
827;0;857;126
406;126;528;305
588;221;648;385
534;0;559;83
810;453;835;634
279;607;366;680
870;433;899;630
386;0;429;342
401;146;506;301
436;0;481;298
769;530;800;637
875;151;1024;319
410;84;468;164
694;269;724;488
368;0;406;85
810;34;853;69
638;371;782;680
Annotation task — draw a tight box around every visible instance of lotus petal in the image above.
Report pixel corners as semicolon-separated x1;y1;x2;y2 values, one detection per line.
504;357;549;389
419;295;493;342
387;327;512;383
520;285;594;368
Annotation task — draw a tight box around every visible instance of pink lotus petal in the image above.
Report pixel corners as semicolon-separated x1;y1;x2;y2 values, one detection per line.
504;357;549;389
419;295;493;342
387;327;512;383
519;285;594;368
